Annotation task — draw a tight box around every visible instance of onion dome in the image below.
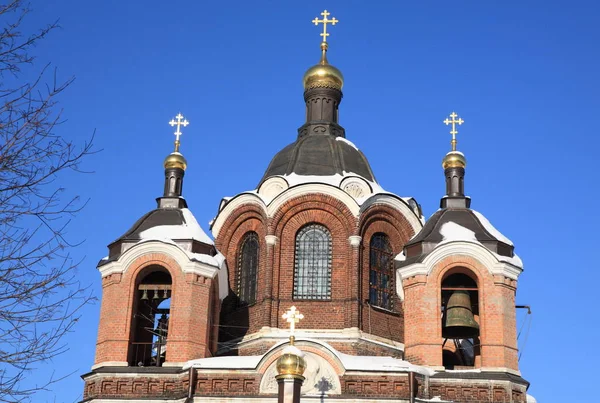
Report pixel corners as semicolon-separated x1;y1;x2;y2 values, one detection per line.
303;42;344;91
276;344;307;379
442;150;466;170
163;151;187;170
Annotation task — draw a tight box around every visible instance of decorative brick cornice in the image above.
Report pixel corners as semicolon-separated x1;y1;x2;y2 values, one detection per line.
397;241;523;281
97;240;221;281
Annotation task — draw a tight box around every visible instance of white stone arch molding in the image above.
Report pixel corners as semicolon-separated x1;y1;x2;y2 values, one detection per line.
211;184;361;239
97;240;221;281
267;183;361;218
211;192;267;239
397;241;524;281
360;193;423;235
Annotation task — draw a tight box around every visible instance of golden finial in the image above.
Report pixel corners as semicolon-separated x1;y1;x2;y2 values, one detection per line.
282;306;304;345
312;10;338;44
443;112;464;151
169;113;189;152
442;112;467;169
303;10;344;90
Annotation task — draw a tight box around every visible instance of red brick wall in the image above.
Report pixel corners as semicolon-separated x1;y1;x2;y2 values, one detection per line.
402;255;519;370
358;204;415;343
95;251;218;365
215;193;419;352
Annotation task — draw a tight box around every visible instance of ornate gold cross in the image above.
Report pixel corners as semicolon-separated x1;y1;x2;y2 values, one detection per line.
443;112;464;151
169;113;189;152
312;9;339;43
282;306;304;344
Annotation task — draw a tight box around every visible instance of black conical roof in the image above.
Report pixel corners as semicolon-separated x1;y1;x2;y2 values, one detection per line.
259;134;376;185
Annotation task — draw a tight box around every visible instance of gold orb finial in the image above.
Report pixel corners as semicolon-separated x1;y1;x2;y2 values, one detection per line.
164;113;189;170
276;306;307;379
303;11;344;91
442;112;467;169
276;346;307;378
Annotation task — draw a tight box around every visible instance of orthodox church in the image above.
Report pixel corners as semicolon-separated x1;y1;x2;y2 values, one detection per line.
82;11;533;403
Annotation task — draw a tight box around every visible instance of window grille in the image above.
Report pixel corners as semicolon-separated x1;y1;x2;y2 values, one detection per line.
369;233;394;310
237;232;259;305
293;224;332;300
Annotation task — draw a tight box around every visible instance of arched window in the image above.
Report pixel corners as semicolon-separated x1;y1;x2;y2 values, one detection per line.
369;233;394;310
129;267;172;367
293;224;332;300
237;232;259;305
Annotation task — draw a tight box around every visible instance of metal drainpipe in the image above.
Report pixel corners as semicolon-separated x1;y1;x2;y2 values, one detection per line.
408;371;415;403
186;366;196;402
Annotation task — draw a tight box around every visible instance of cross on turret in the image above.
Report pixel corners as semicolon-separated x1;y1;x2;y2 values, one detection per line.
312;10;339;43
443;112;464;151
282;306;304;345
169;113;189;152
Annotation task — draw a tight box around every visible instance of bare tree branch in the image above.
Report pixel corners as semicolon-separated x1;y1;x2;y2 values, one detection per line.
0;2;95;401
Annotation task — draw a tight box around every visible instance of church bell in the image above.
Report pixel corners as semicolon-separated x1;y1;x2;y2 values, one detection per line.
442;290;480;339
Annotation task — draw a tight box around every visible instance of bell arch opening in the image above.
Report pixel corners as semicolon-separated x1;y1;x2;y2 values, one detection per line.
128;266;172;367
441;271;480;370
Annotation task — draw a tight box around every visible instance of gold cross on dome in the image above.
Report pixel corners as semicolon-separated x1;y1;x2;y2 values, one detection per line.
312;9;339;43
282;306;304;343
443;112;464;151
169;113;189;152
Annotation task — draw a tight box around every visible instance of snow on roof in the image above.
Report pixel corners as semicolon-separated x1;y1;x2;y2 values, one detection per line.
472;210;514;246
282;172;386;196
139;208;214;245
183;354;262;370
336;351;434;376
335;136;359;150
183;347;434;376
439;221;477;243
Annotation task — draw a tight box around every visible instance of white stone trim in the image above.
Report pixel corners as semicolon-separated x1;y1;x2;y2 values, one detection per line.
360;194;423;234
396;241;523;282
265;235;278;245
267;183;360;217
212;184;425;242
348;235;362;247
229;326;404;353
211;193;267;238
90;361;128;370
98;241;220;281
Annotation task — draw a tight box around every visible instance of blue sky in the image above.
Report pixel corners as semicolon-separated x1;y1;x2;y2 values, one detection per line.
13;1;599;401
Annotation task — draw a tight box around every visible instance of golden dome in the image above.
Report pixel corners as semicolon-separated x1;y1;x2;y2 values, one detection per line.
303;42;344;91
442;151;467;170
276;346;306;378
163;152;187;170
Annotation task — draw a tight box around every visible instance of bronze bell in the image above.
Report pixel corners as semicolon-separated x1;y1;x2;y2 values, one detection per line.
442;290;480;339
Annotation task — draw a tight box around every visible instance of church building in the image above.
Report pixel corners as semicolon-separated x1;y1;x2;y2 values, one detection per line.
82;10;532;403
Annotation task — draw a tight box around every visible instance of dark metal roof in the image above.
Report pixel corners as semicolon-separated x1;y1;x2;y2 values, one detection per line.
400;208;514;264
259;134;376;185
117;208;185;241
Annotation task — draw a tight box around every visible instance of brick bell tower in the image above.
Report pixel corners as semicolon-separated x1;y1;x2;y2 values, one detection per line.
91;114;226;371
397;113;527;398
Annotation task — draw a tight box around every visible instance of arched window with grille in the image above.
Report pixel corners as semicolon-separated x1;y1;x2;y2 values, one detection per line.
237;232;259;305
293;224;332;300
369;233;394;310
